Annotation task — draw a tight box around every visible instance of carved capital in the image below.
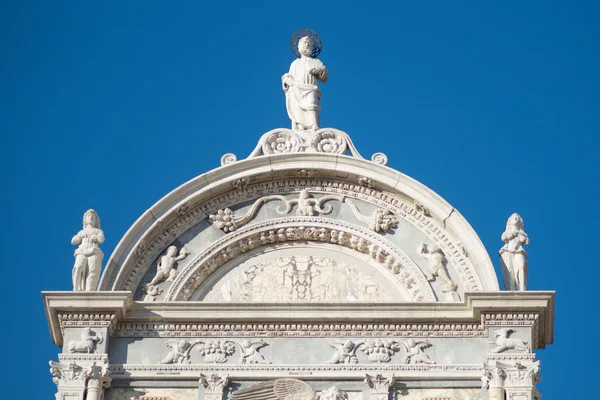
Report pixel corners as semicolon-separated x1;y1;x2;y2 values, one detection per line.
84;362;112;390
200;373;229;400
504;361;541;388
481;366;507;390
364;374;394;400
50;361;86;387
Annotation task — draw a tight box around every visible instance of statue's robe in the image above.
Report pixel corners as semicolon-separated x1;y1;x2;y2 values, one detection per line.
282;56;328;129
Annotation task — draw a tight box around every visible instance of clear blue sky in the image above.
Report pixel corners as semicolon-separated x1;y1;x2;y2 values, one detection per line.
2;1;598;398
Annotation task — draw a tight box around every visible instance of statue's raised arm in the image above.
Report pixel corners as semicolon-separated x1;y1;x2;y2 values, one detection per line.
282;29;327;131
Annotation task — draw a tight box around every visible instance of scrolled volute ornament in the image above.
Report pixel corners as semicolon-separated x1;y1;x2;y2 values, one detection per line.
221;153;237;166
371;152;388;166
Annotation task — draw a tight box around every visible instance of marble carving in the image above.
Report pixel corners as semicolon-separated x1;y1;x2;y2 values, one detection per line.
491;328;529;353
203;256;392;302
359;339;402;363
326;340;363;364
232;379;347;400
160;339;201;364
500;213;529;291
67;327;103;354
417;243;458;292
71;209;104;291
198;341;237;363
237;340;270;364
399;339;435;364
147;245;189;286
282;35;328;130
209;190;397;235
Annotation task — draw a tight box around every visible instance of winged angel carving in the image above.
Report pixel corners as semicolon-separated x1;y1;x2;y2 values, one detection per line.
325;340;363;364
232;379;347;400
398;339;435;364
237;340;270;364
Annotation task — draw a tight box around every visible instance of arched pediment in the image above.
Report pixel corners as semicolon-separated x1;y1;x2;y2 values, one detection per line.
99;153;498;302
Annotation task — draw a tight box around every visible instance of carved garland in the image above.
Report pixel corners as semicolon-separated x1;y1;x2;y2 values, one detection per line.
115;178;480;295
165;217;435;302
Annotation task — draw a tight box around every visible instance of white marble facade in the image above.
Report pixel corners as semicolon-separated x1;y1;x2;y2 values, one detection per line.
44;30;552;400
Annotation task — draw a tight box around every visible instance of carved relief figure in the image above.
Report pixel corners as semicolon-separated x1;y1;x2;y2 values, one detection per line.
491;328;529;353
67;327;103;354
398;339;435;364
500;213;529;291
417;243;458;292
282;33;328;131
147;245;189;286
237;340;270;364
326;340;363;364
160;339;201;364
71;209;104;291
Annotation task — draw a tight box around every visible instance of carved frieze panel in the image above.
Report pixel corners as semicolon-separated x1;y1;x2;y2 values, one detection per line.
395;389;479;400
106;388;196;400
112;178;481;297
166;218;436;302
113;321;488;338
202;255;394;302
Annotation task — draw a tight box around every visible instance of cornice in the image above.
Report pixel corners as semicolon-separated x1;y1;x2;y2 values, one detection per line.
42;291;133;347
42;291;554;349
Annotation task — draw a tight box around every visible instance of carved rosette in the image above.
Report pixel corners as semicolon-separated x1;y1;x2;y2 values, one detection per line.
262;130;301;154
310;130;347;154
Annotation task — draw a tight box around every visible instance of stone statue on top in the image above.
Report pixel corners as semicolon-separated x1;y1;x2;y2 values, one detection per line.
499;213;529;291
71;209;104;291
282;29;328;131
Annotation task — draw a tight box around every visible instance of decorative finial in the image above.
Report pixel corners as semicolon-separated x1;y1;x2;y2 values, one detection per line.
282;29;328;131
499;213;529;291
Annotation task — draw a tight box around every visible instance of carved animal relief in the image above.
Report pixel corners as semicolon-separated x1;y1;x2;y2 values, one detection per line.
67;327;103;354
490;329;529;353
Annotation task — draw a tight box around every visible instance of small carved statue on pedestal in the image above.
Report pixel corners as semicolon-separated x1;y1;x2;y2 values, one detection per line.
71;209;104;291
499;213;529;291
282;30;328;131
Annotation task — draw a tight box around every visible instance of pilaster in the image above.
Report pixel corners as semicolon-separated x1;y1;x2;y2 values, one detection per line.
200;373;229;400
482;359;541;400
364;374;395;400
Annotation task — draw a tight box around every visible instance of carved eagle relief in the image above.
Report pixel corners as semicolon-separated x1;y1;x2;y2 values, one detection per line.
232;379;316;400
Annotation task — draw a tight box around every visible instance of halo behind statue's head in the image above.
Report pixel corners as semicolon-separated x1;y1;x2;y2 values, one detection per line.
291;28;322;58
